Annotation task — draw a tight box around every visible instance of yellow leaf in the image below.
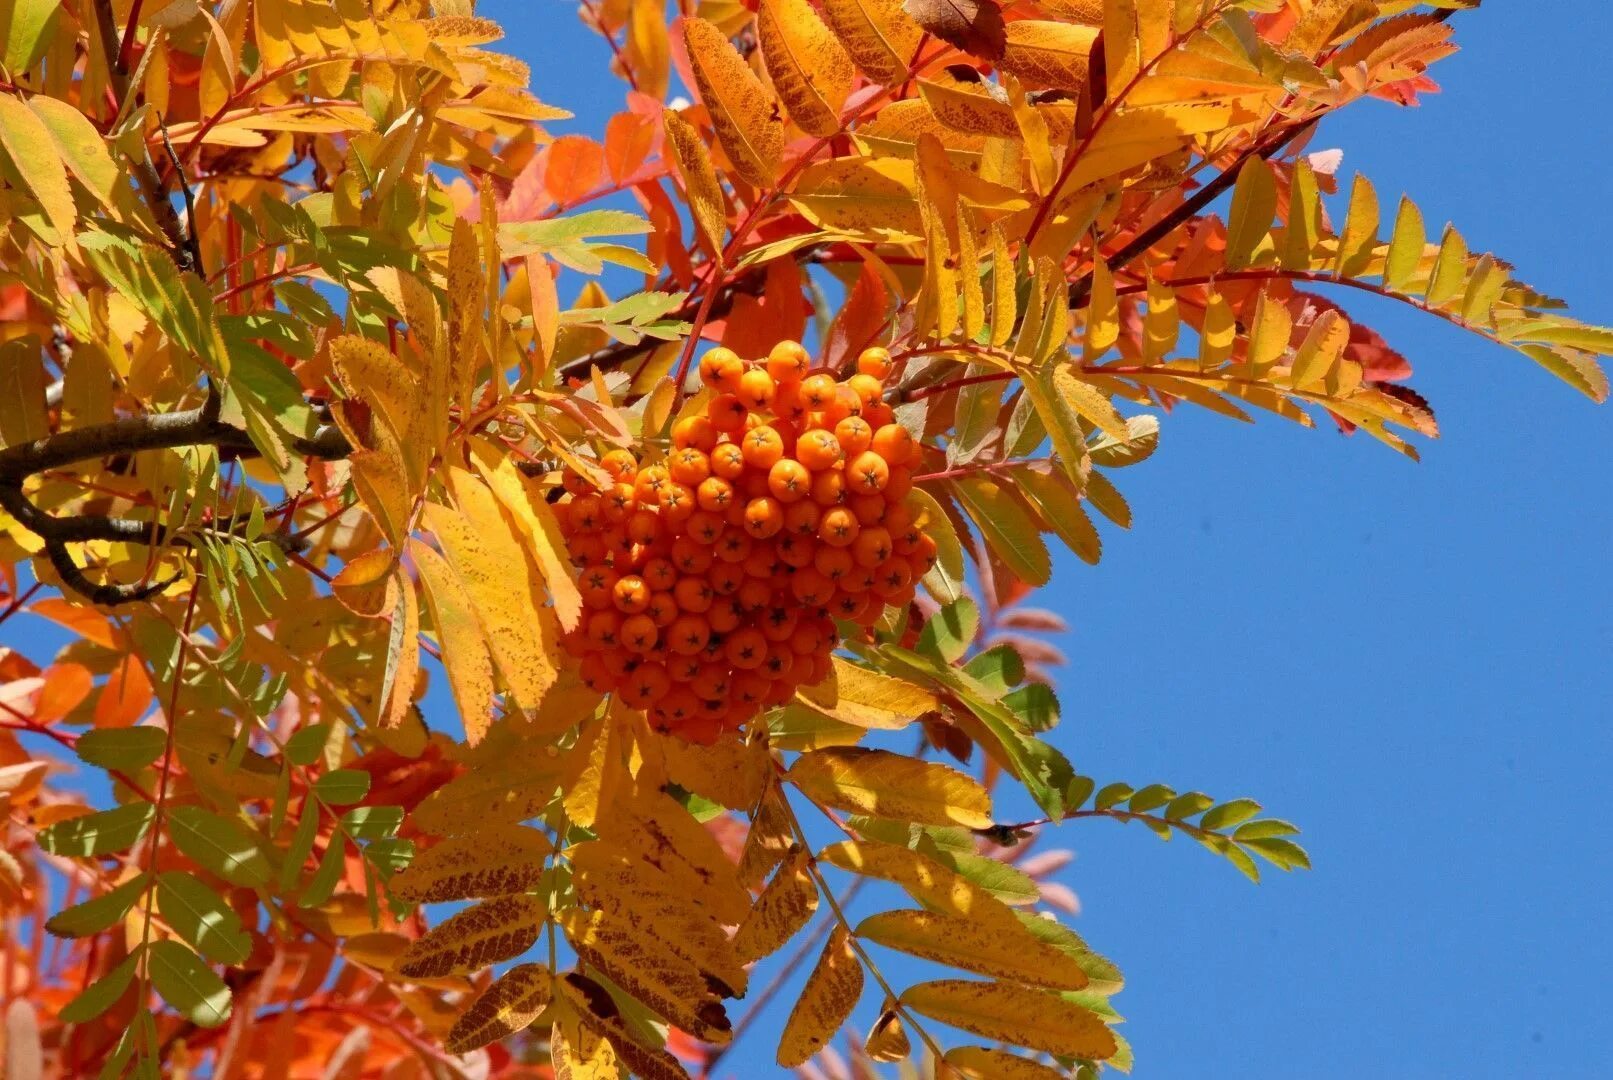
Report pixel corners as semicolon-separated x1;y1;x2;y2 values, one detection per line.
1054;364;1128;440
958;204;984;341
865;1007;912;1062
410;740;566;835
1425;224;1469;307
468;439;583;632
739;788;796;890
759;0;854;137
559;907;735;1043
446;217;482;409
409;538;496;745
1143;276;1178;362
946;1045;1072;1080
900;979;1117;1059
918;71;1020;138
990;223;1016;348
856;909;1090;989
787;746;992;828
1383;196;1426;294
595;785;750;925
0;94;76;242
1199;290;1236;369
624;0;671;99
734;848;819;962
659;732;770;811
1084;258;1119;356
390;825;553;904
1336;173;1380;278
1289;309;1349;390
328;335;425;482
1225;159;1276;271
1246;289;1293;376
787;156;922;239
777;926;863;1067
820;0;923;84
1018;466;1101;565
796;656;938;729
663;109;728;262
395;894;546;979
555;973;689;1080
682;18;784;188
950;474;1052;587
428;476;559;711
1063;102;1232;191
1280;157;1321;270
444;963;553;1053
561;709;633;831
820;840;1016;923
997;21;1100;91
549;1018;622;1080
381;570;420;730
27;97;120;215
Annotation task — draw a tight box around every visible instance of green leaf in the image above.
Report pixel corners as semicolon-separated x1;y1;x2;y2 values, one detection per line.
365;836;416;877
1200;799;1262;831
313;768;372;807
1002;683;1058;732
38;802;155;857
1163;791;1213;820
948;363;1007;465
963;646;1025;696
76;727;167;772
1232;819;1300;841
1241;836;1311;871
1093;783;1132;810
167;807;272;887
1011;911;1124;995
280;802;320;892
155;872;252;965
44;873;148;938
1126;784;1174;814
299;835;346;908
147;940;233;1028
340;805;403;840
1017;466;1101;566
285;723;333;767
918;598;979;663
951;475;1051;586
59;953;140;1024
0;0;63;73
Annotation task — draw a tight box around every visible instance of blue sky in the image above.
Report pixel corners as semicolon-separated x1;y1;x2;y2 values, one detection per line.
495;3;1613;1076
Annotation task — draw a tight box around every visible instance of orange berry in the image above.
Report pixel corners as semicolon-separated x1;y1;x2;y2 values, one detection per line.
852;527;893;570
760;605;798;643
708;562;745;595
846;451;890;494
710;442;746;479
767;341;811;384
673;415;718;452
586;609;621;647
847;492;886;525
791;569;834;606
646;591;679;627
818;507;861;547
873;557;914;596
724;628;769;670
580;653;611;690
622;662;671;708
773;381;807;424
642;557;678;591
738;368;776;411
633;465;670;503
743;497;784;539
832;590;871;621
783;500;822;536
910;533;939;574
800;373;837;409
696;476;735;513
761;646;792;679
856;346;893;379
714;530;752;565
736;579;772;612
699;347;744;391
602;484;636;522
870;423;914;463
833;416;873;458
659;688;703;726
625;509;660;546
733;671;771;705
846;373;884;408
562;470;593;496
669;447;710;486
693;665;732;700
885;466;914;501
861;401;895;429
668;613;711;655
787;651;817;686
579;566;618;608
708;394;748;433
673;576;714;614
841;567;876;594
612;575;651;613
742;545;780;579
741;425;785;470
775;532;814;568
569;534;606;566
658;482;696;521
621;614;659;653
789;620;824;656
601;449;638;482
810;468;846;506
568;494;604;532
796;429;843;471
767;459;812;503
686;511;723;545
671;537;713;575
707;599;742;634
814;545;854;581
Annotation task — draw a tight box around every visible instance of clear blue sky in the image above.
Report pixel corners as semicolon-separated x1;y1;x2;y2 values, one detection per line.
494;3;1613;1076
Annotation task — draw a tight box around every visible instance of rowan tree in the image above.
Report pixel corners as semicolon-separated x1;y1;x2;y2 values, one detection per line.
0;0;1606;1076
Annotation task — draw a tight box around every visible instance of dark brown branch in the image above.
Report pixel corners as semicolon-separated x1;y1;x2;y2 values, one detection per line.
0;406;348;606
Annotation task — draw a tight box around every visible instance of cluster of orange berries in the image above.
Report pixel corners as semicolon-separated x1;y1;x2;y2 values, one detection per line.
556;341;937;741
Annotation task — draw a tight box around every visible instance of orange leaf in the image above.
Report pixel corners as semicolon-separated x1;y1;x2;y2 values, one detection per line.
604;111;656;184
93;653;152;728
758;0;855;137
681;18;784;188
32;663;92;724
544;135;605;207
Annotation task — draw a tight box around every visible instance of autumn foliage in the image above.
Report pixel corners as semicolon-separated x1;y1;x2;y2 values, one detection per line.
0;0;1608;1076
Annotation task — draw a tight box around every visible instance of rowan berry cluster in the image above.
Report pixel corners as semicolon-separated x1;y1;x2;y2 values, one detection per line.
556;341;938;741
